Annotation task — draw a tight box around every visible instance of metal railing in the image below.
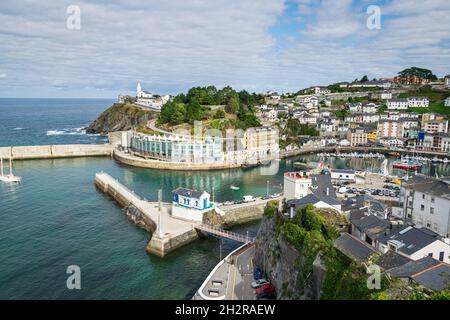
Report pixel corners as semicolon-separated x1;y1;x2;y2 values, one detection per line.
196;224;255;243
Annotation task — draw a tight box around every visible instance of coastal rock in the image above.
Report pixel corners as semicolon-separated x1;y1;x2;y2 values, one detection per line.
254;215;326;300
86;103;158;134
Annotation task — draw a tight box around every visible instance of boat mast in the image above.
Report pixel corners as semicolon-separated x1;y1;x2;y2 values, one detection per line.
9;155;13;176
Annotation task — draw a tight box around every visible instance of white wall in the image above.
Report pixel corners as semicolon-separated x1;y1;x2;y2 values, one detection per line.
410;240;450;264
172;205;204;222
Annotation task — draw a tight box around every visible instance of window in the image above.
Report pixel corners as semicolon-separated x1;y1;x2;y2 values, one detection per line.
422;194;425;199
428;253;433;257
439;252;445;261
431;197;435;203
420;204;425;211
430;207;434;214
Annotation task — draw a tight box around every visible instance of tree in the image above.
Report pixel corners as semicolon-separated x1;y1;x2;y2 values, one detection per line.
213;109;225;119
398;67;437;80
225;93;240;114
360;75;369;82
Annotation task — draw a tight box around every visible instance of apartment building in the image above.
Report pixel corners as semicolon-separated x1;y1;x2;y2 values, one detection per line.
399;175;450;238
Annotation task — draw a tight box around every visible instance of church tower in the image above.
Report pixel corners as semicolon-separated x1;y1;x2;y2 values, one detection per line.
137;82;142;97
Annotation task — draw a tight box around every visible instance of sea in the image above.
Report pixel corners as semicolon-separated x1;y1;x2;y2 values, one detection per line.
0;98;449;299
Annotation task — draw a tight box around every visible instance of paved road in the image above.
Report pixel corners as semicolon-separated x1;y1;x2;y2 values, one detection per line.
227;245;256;300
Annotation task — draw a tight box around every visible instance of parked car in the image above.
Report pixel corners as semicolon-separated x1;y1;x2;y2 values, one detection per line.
257;292;276;300
251;279;270;288
255;284;275;295
253;266;262;280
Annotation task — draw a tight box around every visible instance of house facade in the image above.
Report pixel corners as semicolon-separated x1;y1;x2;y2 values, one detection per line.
399;175;450;238
172;188;213;222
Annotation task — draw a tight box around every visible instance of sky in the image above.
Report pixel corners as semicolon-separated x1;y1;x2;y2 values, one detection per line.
0;0;449;98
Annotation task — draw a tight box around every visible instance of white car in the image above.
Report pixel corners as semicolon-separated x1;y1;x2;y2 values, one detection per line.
251;279;270;288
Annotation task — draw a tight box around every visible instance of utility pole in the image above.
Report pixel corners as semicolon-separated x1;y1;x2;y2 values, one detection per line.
158;189;163;237
266;180;270;197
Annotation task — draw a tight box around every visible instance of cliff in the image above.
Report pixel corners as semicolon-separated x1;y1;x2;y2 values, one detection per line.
86;103;158;134
254;202;380;300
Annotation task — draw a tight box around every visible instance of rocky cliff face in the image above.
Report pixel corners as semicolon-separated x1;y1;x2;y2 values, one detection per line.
86;103;157;134
254;216;327;300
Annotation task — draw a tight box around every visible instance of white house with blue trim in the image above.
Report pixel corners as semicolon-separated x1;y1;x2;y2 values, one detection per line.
172;187;213;222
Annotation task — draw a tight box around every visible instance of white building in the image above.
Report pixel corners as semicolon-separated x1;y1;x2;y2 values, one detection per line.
400;175;450;238
387;99;409;110
331;169;356;182
408;97;429;108
376;226;450;263
445;97;450;107
283;171;313;200
172;188;213;222
314;86;331;95
370;91;392;100
136;82;170;110
444;75;450;88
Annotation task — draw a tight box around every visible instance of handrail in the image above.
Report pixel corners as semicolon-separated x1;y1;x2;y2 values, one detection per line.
196;224;255;243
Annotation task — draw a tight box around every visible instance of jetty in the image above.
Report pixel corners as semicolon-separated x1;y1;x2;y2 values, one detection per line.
0;144;113;160
94;172;267;257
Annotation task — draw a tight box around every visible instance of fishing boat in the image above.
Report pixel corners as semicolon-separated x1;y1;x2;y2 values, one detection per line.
0;156;22;183
241;162;258;170
230;185;240;190
393;159;422;170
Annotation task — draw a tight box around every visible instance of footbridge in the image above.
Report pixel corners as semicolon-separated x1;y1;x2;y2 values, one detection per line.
196;224;255;243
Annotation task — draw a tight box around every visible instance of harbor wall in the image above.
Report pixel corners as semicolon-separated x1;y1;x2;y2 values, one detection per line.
94;173;199;257
0;144;113;160
114;150;242;171
146;229;199;257
221;204;265;227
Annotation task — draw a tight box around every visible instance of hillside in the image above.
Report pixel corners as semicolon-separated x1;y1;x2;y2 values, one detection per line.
86;103;158;134
255;202;449;300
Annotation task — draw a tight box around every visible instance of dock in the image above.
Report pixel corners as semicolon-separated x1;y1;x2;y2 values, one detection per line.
94;172;199;257
0;144;113;160
94;172;265;257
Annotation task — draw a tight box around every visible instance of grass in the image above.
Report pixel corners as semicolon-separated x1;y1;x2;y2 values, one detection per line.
398;90;450;116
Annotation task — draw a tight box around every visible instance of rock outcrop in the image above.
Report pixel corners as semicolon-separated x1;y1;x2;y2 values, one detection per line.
86;103;158;134
254;216;327;300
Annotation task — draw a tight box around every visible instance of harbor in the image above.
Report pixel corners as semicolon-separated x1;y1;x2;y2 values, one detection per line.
94;172;272;257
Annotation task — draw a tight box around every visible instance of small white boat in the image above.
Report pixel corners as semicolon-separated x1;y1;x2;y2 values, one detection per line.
230;185;240;190
0;156;22;183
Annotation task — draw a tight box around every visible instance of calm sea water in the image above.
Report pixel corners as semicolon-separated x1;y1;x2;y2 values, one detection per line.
0;99;448;299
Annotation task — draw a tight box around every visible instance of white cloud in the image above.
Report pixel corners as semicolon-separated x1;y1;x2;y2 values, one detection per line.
0;0;449;97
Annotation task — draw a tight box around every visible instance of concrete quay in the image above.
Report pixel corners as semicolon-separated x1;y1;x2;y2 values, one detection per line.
0;144;113;160
94;172;199;257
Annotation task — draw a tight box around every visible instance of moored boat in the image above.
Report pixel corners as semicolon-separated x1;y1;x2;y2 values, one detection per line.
393;159;422;170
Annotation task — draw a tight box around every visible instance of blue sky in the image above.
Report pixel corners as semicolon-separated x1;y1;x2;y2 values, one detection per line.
0;0;449;98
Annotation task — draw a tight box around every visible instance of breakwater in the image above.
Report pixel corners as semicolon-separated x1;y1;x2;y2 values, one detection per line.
0;144;113;160
94;172;199;257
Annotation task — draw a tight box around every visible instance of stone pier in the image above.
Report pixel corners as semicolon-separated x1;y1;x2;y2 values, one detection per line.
94;172;199;257
0;144;113;160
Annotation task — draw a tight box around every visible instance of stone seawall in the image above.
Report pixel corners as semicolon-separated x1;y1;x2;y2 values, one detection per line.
0;144;113;160
221;204;265;227
114;150;242;171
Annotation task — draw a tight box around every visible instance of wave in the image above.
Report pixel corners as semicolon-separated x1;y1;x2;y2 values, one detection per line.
13;127;23;130
46;127;103;137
